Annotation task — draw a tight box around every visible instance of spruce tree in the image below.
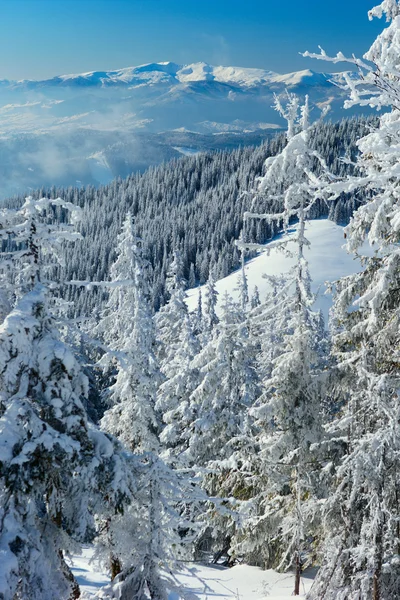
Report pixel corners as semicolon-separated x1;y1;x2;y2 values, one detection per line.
0;197;128;600
236;96;329;593
96;217;202;600
305;2;400;597
98;214;160;453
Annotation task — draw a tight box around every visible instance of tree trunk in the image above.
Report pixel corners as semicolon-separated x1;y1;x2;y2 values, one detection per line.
372;449;385;600
110;554;122;580
372;517;383;600
294;551;301;596
372;541;382;600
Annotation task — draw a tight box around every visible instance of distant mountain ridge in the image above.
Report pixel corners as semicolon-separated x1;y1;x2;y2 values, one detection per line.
0;62;373;198
4;61;342;90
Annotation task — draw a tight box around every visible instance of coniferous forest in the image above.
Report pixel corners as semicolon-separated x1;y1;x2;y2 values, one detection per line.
2;2;400;599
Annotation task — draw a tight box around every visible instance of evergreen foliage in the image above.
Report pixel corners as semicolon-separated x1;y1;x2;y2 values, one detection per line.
305;2;400;597
4;116;373;316
0;198;130;600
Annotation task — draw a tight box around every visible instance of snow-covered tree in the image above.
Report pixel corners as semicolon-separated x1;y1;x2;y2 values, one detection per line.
235;96;329;592
0;196;81;296
98;213;160;453
192;287;203;336
92;213;140;351
185;292;258;471
156;311;200;460
155;251;204;462
96;450;201;600
250;285;261;309
203;271;219;335
175;291;259;558
0;198;129;600
304;3;400;598
236;259;249;311
95;218;205;599
155;251;188;376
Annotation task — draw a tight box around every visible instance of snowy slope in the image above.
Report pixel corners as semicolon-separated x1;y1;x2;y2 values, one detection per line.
69;548;314;599
168;563;314;600
186;219;373;324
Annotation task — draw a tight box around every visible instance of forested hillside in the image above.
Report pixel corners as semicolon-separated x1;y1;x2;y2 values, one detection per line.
6;115;373;313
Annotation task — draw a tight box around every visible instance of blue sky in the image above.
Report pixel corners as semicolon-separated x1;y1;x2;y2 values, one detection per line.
0;0;384;79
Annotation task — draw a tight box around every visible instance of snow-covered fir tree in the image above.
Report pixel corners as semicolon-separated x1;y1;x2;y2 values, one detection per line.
155;251;189;378
0;198;130;600
185;291;258;471
156;311;200;461
95;217;205;599
96;448;203;600
97;213;160;453
250;285;261;309
203;271;219;336
304;2;400;598
192;287;204;336
172;290;258;559
234;96;329;593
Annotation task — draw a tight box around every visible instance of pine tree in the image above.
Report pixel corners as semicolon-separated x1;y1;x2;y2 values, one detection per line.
203;271;219;336
192;288;203;336
250;285;261;309
95;218;203;599
185;293;258;470
155;251;189;376
156;311;200;460
172;291;259;559
96;450;201;600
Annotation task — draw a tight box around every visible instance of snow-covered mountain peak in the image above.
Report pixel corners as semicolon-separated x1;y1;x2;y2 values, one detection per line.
269;69;331;87
9;62;338;90
0;60;368;196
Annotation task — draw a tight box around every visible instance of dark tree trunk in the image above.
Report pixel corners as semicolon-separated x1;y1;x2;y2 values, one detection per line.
294;551;301;596
372;448;385;600
212;536;232;565
110;554;122;580
372;513;384;600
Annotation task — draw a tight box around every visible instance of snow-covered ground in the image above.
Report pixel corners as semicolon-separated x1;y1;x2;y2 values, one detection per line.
69;548;314;599
187;218;373;324
167;563;314;599
68;548;109;598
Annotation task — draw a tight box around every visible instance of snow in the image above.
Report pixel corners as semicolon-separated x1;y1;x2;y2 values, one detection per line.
14;62;338;90
169;563;314;599
186;219;373;323
268;69;333;88
68;548;109;599
69;549;314;599
0;61;364;198
172;146;202;156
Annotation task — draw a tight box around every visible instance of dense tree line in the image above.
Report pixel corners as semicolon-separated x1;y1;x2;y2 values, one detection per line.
5;115;373;314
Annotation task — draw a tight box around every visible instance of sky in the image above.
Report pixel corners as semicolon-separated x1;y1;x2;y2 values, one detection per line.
0;0;385;80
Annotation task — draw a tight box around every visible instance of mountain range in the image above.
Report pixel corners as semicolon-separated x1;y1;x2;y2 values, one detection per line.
8;62;336;90
0;62;371;198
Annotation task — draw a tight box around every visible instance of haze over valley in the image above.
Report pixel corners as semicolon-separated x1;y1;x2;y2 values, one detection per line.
0;61;366;197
